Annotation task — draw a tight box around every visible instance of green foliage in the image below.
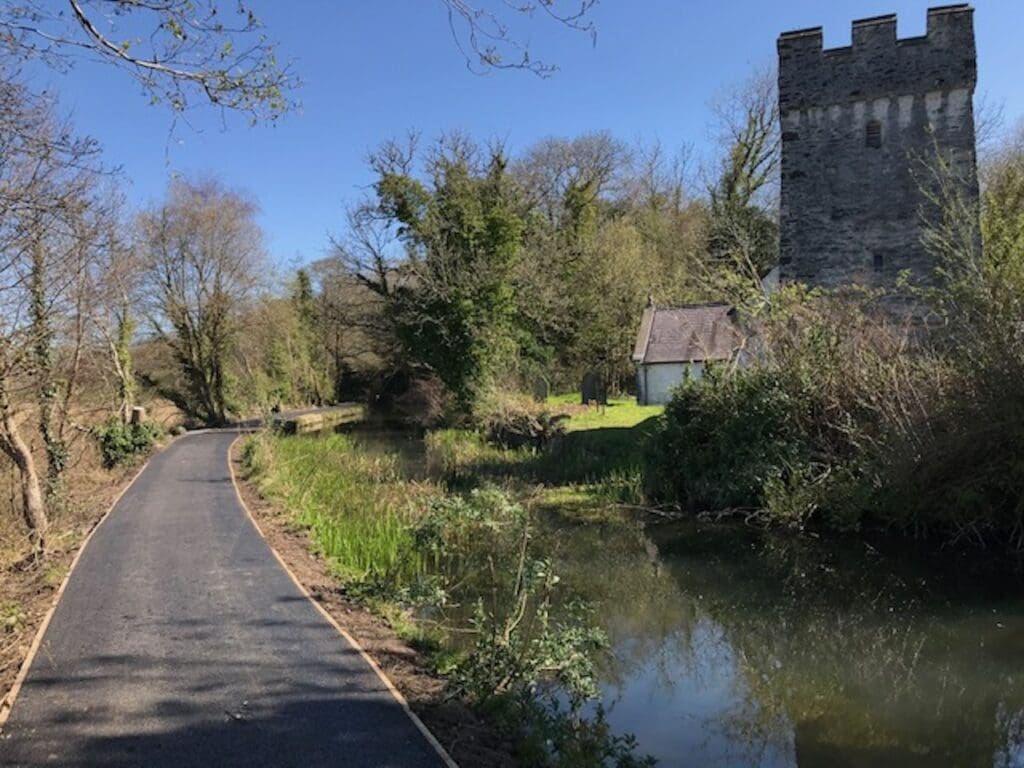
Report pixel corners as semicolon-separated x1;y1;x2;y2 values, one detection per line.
591;467;645;506
425;400;660;511
247;434;652;765
93;420;163;469
489;695;657;768
406;488;651;766
649;245;1024;551
707;199;778;278
475;391;568;449
1;601;26;634
647;290;896;529
241;433;430;583
450;583;606;713
649;367;806;513
344;130;719;414
378;143;525;411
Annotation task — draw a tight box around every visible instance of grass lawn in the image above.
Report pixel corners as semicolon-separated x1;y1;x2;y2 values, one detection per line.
546;394;664;431
425;394;666;508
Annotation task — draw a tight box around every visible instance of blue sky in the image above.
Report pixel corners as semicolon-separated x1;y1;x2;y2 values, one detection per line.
26;1;1024;267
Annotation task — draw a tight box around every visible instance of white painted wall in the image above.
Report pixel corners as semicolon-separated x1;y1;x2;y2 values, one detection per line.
638;362;704;405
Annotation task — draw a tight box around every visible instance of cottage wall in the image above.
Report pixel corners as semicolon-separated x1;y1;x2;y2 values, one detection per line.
639;362;705;406
777;6;978;291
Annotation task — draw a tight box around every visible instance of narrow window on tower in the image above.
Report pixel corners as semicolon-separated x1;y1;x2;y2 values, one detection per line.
873;252;884;272
866;121;882;149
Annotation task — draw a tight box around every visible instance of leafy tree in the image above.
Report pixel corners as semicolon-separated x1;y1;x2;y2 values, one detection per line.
286;269;328;404
980;126;1024;291
341;136;525;412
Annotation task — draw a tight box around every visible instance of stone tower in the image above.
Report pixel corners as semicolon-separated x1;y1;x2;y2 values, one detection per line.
777;5;978;291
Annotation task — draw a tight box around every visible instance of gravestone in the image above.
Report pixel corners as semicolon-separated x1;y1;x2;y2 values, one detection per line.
580;371;607;406
531;377;550;403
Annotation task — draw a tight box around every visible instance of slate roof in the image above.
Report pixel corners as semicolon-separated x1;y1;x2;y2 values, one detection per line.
632;302;743;364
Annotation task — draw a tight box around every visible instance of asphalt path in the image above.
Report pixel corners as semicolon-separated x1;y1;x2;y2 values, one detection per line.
1;431;446;768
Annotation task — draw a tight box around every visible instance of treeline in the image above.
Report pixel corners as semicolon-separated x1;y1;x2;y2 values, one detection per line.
0;87;273;558
272;74;780;420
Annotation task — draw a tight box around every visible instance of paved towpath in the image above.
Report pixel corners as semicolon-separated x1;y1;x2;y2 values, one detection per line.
1;432;446;768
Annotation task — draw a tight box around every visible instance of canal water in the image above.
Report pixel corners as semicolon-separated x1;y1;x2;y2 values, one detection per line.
537;515;1024;767
345;429;1024;767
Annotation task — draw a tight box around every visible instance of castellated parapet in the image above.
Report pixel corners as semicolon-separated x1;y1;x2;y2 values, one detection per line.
777;5;978;291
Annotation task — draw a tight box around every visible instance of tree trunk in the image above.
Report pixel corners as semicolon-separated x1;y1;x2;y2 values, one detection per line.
114;303;136;424
30;232;66;496
0;399;48;554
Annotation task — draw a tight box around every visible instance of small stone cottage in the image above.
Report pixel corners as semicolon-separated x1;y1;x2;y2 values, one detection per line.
631;301;746;405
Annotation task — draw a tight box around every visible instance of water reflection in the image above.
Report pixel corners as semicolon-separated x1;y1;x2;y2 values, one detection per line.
536;516;1024;767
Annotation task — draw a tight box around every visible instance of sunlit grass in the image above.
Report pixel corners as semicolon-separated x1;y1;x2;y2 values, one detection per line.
426;397;661;506
242;433;436;583
546;393;664;432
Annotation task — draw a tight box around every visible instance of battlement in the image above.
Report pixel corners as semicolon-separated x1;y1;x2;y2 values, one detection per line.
779;5;975;112
776;5;979;300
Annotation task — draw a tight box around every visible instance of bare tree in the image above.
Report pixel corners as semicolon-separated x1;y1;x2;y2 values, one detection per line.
703;67;781;291
90;193;140;424
442;0;598;76
138;178;265;425
514;132;630;229
0;76;105;552
0;1;600;122
0;0;296;119
24;168;112;499
708;67;780;210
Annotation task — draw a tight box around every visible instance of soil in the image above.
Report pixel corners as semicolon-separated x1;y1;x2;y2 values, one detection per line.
229;441;518;768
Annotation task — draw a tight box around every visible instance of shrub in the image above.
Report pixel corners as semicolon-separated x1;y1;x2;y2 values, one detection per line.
94;420;163;468
649;366;811;513
474;390;568;449
406;488;652;765
647;290;909;529
647;280;1024;550
392;373;451;429
424;429;509;485
1;601;26;634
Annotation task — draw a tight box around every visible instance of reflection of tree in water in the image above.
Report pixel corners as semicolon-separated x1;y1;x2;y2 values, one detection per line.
534;513;1024;767
994;703;1024;768
531;514;706;691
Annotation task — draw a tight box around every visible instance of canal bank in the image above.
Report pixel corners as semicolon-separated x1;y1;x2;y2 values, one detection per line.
241;422;1024;767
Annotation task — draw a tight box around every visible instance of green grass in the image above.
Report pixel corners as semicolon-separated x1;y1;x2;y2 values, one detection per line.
242;433;435;584
243;395;664;583
427;395;664;507
546;394;664;432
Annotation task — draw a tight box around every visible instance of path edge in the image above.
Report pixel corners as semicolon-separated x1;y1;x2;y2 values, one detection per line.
0;437;171;729
227;434;459;768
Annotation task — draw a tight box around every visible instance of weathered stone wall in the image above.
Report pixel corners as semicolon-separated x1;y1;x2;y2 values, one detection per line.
777;5;978;290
